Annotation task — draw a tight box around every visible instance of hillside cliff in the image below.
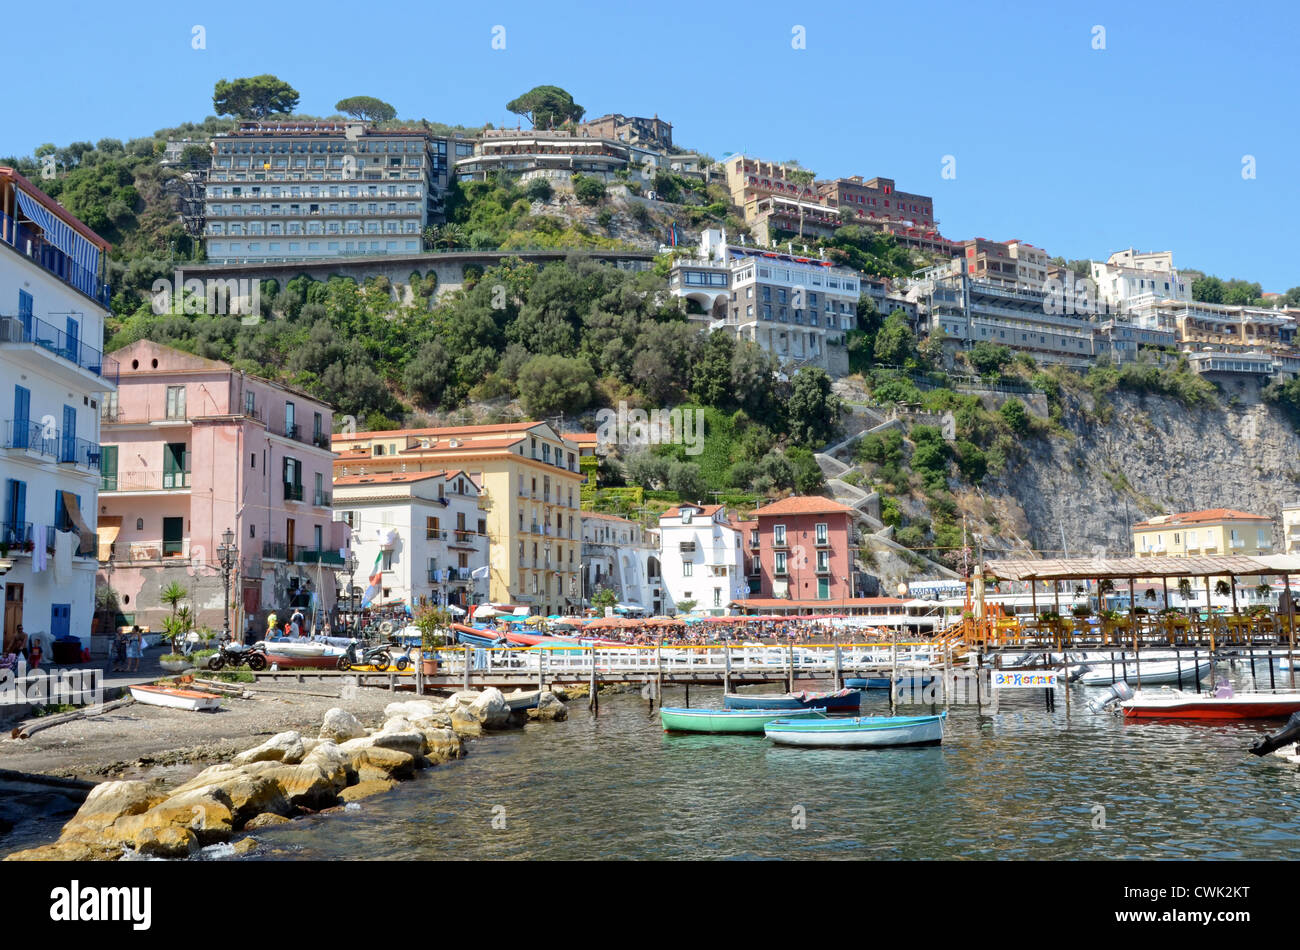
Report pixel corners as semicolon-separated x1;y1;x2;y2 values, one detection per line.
982;387;1299;558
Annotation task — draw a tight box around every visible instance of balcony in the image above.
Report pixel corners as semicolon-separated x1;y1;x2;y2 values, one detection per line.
58;436;101;470
0;522;32;553
101;470;191;492
297;549;344;566
4;420;58;458
262;541;291;561
0;210;112;310
0;314;118;385
283;482;304;502
312;431;331;450
449;530;475;548
313;490;331;507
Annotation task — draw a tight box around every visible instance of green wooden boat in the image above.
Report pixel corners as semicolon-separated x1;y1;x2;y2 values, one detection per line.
660;706;827;734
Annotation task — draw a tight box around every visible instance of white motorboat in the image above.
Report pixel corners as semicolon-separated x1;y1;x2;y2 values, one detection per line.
1079;658;1212;686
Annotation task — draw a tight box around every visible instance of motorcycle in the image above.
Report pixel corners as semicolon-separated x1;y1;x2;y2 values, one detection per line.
206;637;268;672
336;640;409;672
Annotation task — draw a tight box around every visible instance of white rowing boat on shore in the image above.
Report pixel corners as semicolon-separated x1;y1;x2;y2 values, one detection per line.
129;684;223;712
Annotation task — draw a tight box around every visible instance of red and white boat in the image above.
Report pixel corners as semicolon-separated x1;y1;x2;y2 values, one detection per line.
129;684;223;712
1121;685;1300;720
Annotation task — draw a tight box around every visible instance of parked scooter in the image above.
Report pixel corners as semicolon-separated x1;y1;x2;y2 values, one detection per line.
337;640;409;672
207;636;268;672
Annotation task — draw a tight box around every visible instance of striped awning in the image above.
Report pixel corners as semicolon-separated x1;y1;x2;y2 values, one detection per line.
14;188;100;280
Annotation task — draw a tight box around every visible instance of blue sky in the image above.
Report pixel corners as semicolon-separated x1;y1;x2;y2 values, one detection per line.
8;0;1299;288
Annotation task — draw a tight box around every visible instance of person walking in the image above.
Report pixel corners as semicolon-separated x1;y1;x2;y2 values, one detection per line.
126;625;143;673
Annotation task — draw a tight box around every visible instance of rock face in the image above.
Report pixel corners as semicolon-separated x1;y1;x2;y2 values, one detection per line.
984;389;1300;557
320;708;367;742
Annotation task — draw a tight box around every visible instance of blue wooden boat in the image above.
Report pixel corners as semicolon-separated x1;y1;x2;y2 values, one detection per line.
765;712;946;748
846;675;935;690
724;688;860;711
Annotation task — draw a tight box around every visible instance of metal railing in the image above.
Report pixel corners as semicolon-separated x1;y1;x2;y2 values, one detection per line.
0;210;112;309
0;314;118;384
283;482;304;501
298;549;344;566
4;420;58;457
101;470;191;491
58;435;100;469
0;522;32;551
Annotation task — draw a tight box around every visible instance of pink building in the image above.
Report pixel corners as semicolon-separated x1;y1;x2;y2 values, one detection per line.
749;496;860;602
97;341;344;633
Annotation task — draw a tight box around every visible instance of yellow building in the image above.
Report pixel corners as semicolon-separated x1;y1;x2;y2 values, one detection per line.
1132;508;1274;591
1283;503;1300;555
333;422;584;615
1131;508;1273;558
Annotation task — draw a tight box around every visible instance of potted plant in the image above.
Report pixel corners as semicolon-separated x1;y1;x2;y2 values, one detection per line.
414;604;451;675
1071;604;1092;619
159;615;191;672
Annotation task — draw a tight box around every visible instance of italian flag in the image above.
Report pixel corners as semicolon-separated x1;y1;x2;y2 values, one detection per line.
360;551;383;607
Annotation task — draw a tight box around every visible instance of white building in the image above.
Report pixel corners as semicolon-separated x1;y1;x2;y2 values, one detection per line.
667;229;860;376
0;167;115;652
580;511;663;615
1090;249;1191;314
332;470;488;612
656;503;748;616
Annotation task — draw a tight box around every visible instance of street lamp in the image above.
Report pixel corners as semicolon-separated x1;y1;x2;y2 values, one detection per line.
344;550;358;635
217;528;237;641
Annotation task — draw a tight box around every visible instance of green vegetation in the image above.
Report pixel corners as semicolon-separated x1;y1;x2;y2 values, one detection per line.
212;75;300;119
506;85;586;129
334;96;397;122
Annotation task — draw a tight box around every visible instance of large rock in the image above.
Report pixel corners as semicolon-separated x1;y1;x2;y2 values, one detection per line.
109;787;234;848
233;731;305;766
467;688;512;729
4;839;122;862
370;729;426;757
355;746;416;779
246;761;345;809
410;711;454;730
320;707;367;742
421;727;463;764
130;825;199;859
60;780;164;838
450;706;483;737
244;813;292;830
385;700;439;721
527;691;569;722
169;764;292;823
302;740;354;784
340;779;397;803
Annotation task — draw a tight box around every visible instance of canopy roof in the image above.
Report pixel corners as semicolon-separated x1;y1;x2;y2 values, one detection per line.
984;555;1300;582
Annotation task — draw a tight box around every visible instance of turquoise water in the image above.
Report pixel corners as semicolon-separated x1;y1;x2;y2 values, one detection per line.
244;665;1300;860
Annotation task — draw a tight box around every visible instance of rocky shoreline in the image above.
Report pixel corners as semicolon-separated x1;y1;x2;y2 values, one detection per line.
4;686;568;861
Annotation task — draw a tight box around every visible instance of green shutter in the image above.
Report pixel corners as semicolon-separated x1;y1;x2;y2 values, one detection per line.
100;445;118;490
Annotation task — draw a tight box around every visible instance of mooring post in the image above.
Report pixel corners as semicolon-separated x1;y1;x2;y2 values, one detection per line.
1062;652;1070;718
589;646;598;713
974;650;982;715
833;644;843;691
538;646;545;693
685;681;690;707
415;644;425;696
944;643;952;713
464;644;471;691
787;641;795;693
723;645;732;695
889;637;898;715
1193;646;1202;694
656;639;663;708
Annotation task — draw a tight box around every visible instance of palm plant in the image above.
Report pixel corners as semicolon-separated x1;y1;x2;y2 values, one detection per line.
160;581;188;653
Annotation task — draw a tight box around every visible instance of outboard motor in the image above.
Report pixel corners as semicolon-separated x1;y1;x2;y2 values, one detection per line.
1087;680;1133;714
1250;711;1300;757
